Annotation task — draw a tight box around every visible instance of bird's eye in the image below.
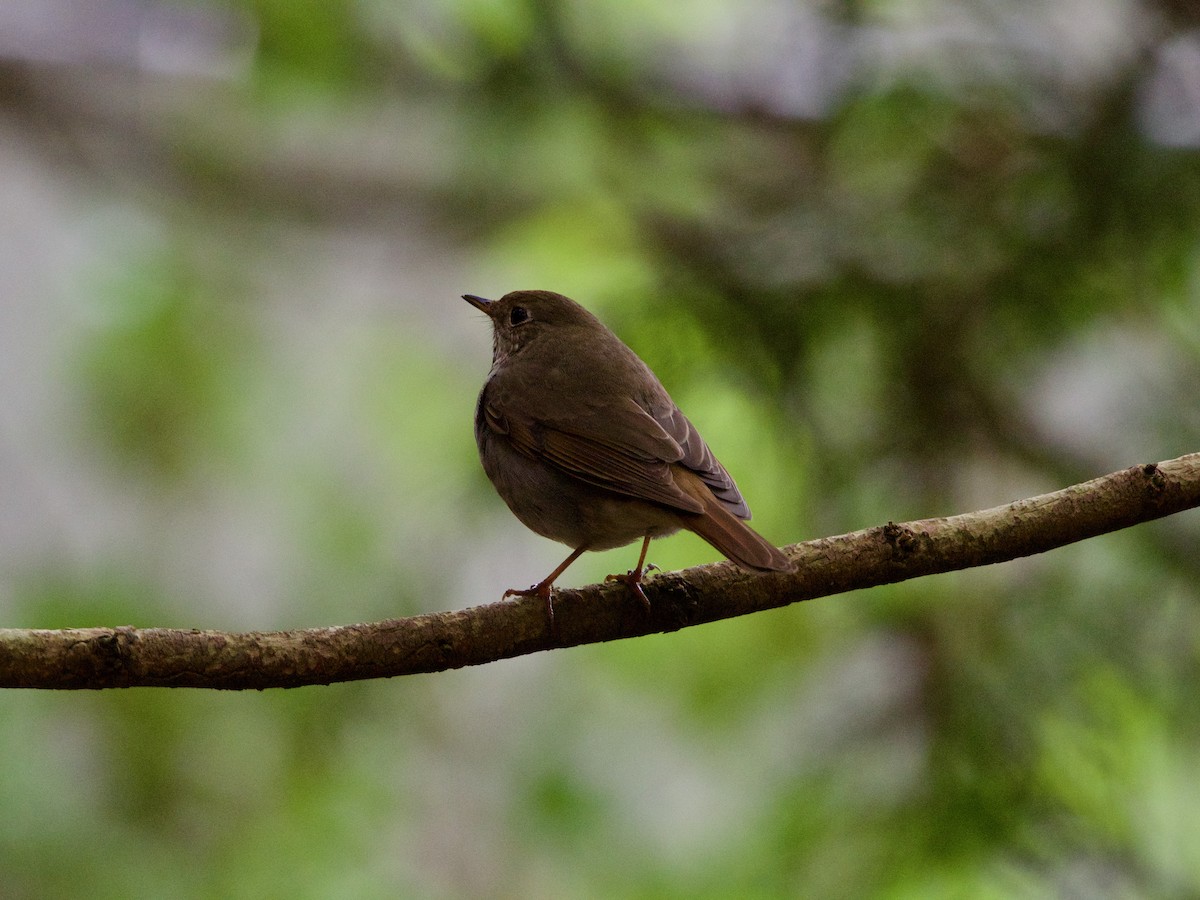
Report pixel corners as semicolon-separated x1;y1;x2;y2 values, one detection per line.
509;306;530;326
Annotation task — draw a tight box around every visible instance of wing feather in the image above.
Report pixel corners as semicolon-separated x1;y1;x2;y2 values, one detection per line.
480;360;750;520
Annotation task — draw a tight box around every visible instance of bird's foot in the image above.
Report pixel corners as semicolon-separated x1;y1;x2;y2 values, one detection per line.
504;582;557;636
605;569;651;614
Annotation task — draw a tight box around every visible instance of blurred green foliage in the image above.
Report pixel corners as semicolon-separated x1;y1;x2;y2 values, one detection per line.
3;0;1200;897
78;252;240;478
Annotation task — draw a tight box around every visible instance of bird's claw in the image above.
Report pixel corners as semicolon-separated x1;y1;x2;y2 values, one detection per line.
503;583;558;637
605;570;652;614
503;583;543;599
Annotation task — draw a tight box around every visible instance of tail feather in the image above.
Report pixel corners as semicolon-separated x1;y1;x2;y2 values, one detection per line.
672;466;792;572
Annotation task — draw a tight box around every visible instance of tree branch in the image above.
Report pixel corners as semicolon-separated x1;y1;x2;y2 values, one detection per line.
3;454;1198;690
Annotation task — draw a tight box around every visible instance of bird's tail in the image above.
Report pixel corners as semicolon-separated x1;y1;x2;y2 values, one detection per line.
673;468;793;573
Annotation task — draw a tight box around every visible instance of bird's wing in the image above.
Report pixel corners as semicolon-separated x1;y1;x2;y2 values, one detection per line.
481;392;706;514
640;393;752;520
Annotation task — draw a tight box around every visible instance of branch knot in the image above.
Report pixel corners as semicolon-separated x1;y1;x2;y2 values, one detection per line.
1140;462;1168;503
882;521;920;558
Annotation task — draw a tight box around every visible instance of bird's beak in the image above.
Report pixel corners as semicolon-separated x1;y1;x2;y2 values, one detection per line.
462;294;493;314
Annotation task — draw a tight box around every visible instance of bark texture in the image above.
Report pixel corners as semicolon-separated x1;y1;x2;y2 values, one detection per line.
2;455;1197;690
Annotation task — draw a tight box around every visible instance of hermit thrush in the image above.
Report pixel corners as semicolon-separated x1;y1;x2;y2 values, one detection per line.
464;290;792;626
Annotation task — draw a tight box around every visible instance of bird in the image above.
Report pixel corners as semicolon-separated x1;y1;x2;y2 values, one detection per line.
464;289;792;627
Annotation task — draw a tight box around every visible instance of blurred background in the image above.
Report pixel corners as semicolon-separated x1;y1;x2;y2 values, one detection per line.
2;0;1200;896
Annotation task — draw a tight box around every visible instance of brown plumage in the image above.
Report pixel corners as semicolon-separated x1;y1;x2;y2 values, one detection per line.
464;289;792;625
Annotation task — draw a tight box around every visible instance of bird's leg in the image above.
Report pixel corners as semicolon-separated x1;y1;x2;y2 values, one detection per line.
504;545;587;632
605;535;654;613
